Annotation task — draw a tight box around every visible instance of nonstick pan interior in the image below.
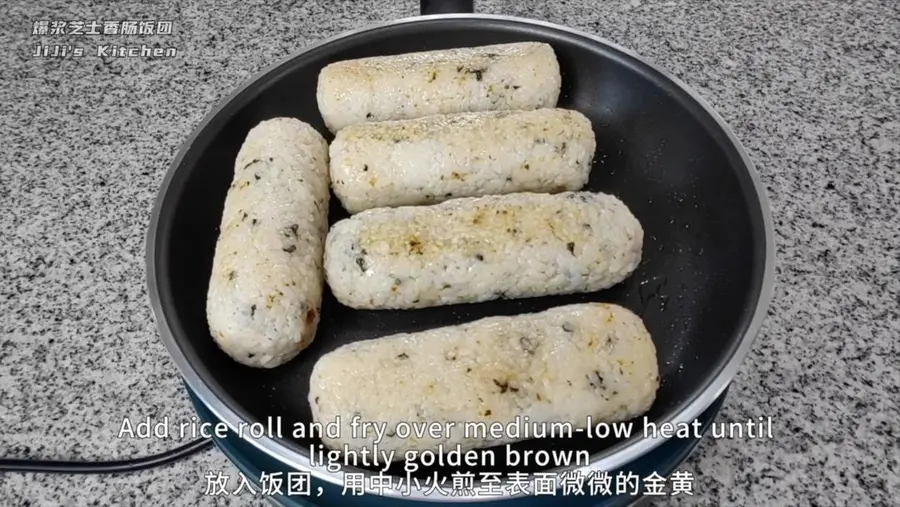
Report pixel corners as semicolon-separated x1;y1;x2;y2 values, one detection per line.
150;16;769;479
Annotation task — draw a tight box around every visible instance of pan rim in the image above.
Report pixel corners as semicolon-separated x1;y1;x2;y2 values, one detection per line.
145;12;776;502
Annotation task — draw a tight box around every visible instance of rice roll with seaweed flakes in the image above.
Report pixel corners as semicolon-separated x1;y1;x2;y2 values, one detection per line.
324;191;643;310
206;118;330;368
308;303;659;459
316;42;561;133
329;108;596;213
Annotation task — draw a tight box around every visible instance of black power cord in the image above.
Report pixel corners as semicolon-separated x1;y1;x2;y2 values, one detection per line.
0;438;212;474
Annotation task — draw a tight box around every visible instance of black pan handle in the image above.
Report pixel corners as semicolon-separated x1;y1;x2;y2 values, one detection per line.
421;0;474;15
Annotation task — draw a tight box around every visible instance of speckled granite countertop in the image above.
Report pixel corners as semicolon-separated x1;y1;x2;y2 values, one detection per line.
1;0;897;506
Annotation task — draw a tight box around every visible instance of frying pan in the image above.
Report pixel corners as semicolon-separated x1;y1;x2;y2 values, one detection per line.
146;0;775;502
